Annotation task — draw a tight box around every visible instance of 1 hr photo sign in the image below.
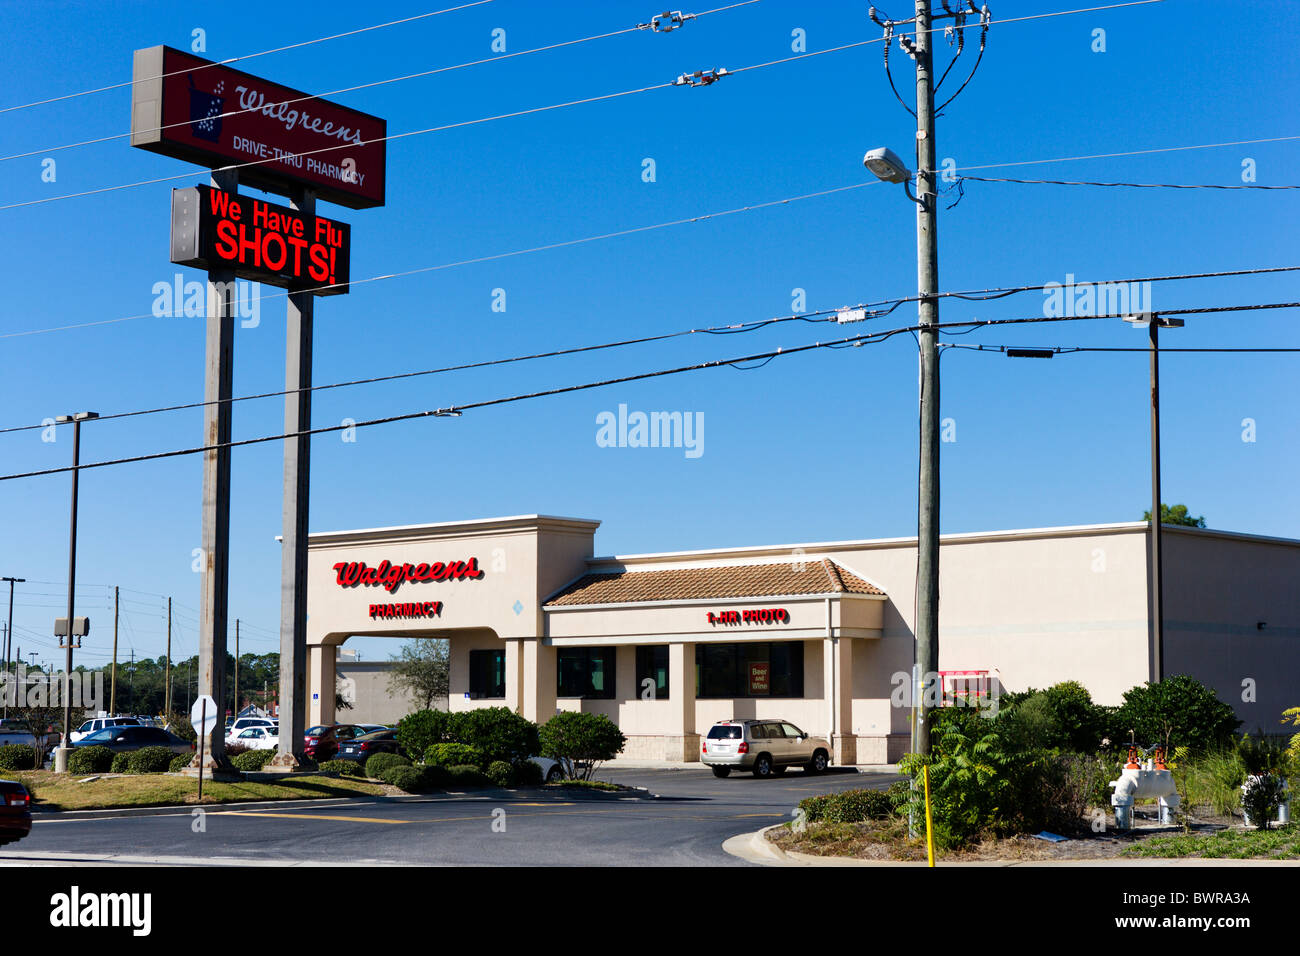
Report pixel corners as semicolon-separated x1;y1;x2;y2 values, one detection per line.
131;45;386;209
170;185;351;294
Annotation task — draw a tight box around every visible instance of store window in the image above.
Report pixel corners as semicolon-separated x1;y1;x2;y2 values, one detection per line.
468;648;505;699
635;645;670;700
695;642;804;698
557;646;616;699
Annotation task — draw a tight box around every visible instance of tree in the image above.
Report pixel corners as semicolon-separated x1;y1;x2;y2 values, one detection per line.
539;712;626;781
1141;503;1205;528
1113;675;1240;755
388;639;449;711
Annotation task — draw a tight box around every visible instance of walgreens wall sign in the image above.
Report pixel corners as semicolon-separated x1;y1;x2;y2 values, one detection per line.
171;185;350;293
130;46;386;208
333;558;485;595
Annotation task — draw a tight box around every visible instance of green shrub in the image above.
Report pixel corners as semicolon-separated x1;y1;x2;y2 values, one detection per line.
1242;774;1288;830
799;788;894;823
169;753;194;773
0;744;39;771
68;745;116;775
1113;675;1241;756
539;712;626;780
424;742;485;768
363;752;410;779
512;759;544;786
318;759;364;777
385;765;424;792
111;753;130;774
995;681;1108;754
446;764;491;788
230;749;277;772
445;707;541;765
127;746;176;774
394;710;452;763
486;760;514;788
419;765;450;790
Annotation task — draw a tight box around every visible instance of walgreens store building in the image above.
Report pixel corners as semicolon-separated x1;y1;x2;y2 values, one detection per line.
306;514;1298;764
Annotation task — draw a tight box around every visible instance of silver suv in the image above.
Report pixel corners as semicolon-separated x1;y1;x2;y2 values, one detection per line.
701;719;831;778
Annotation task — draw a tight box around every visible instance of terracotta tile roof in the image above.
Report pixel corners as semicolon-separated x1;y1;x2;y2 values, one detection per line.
544;558;884;607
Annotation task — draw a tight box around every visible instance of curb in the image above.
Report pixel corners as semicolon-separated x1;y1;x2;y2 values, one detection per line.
722;826;1300;867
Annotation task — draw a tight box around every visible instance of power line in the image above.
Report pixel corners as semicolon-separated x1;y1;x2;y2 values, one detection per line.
4;264;1294;437
0;182;879;339
0;313;844;435
943;343;1300;355
0;1;496;115
1;300;1293;484
0;3;1190;214
959;175;1300;190
1;2;763;164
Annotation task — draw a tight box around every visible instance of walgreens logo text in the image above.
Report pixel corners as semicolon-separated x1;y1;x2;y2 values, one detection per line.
333;558;484;594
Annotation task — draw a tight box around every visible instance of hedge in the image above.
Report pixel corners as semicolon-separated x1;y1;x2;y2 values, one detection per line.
0;744;38;771
424;742;485;769
486;760;514;788
230;749;277;772
363;752;410;779
69;745;116;775
512;759;544;786
127;746;176;774
111;753;130;774
446;764;491;789
318;759;365;777
799;789;895;824
169;753;194;773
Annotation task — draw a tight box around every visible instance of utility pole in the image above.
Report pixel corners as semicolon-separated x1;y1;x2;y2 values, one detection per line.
866;3;990;757
110;586;118;715
128;649;134;712
1;576;23;720
165;597;172;716
54;411;97;771
912;0;941;758
234;618;240;714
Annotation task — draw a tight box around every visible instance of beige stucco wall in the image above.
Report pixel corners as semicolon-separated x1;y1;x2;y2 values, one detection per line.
298;515;1297;762
1161;527;1300;729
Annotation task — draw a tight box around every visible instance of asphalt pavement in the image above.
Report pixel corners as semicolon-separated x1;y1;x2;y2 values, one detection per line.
3;766;898;867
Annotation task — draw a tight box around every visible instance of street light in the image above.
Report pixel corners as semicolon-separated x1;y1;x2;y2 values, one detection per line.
1;576;24;719
1123;312;1183;683
52;411;97;773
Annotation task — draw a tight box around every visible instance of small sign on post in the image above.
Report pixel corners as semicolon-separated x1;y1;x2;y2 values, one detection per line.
191;694;217;801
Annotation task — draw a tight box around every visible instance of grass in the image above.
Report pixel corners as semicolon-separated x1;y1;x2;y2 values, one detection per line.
1123;823;1300;860
9;769;385;811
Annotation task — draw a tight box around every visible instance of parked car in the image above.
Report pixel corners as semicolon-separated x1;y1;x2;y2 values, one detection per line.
303;724;368;761
528;756;567;783
228;717;278;739
0;779;32;848
0;727;38;750
226;726;279;751
700;719;831;778
334;728;402;764
71;725;195;756
69;716;141;744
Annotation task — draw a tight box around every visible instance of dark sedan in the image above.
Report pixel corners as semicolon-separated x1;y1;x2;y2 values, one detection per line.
72;725;195;756
0;779;32;847
334;728;401;764
304;724;369;761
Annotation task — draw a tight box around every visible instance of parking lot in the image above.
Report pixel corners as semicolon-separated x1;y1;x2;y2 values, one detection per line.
5;766;899;867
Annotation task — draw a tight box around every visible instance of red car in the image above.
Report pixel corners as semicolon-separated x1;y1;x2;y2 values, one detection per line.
303;724;369;761
0;779;32;848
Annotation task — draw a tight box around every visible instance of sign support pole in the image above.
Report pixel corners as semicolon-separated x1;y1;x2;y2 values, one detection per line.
270;187;314;770
196;167;237;774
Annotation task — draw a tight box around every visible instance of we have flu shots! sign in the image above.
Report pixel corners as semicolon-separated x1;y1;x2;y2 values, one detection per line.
170;184;350;294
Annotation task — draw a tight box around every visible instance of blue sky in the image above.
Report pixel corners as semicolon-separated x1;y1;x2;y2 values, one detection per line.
0;0;1296;670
